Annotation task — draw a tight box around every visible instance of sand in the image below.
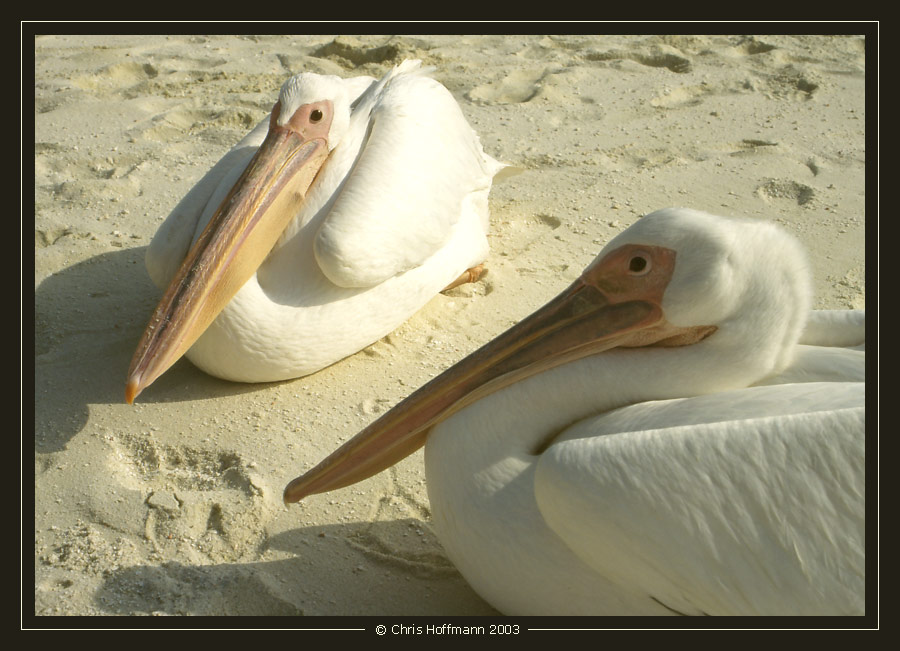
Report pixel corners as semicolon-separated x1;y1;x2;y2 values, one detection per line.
33;34;866;618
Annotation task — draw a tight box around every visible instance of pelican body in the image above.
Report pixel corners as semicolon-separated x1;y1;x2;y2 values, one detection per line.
126;60;503;403
284;208;866;616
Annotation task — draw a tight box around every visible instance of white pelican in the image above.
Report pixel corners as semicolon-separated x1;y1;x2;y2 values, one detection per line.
284;208;866;616
126;60;504;403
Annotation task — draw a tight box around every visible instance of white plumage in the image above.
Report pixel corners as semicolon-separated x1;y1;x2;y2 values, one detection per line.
286;208;865;616
128;60;502;400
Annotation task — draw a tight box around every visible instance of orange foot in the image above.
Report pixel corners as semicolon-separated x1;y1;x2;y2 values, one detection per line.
441;264;486;292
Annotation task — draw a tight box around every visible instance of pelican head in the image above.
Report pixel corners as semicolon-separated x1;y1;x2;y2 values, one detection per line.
283;208;813;503
125;73;349;404
276;73;357;153
599;208;811;333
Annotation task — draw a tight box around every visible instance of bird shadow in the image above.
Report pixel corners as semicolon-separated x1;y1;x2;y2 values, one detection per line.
92;518;500;617
33;246;292;453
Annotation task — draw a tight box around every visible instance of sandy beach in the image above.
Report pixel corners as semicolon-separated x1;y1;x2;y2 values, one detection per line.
33;33;866;617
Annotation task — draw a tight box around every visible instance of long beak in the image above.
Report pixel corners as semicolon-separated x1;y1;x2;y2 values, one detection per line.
283;244;714;503
125;102;332;404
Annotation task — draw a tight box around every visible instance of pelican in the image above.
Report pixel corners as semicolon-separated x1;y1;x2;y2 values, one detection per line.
284;208;866;616
125;60;504;403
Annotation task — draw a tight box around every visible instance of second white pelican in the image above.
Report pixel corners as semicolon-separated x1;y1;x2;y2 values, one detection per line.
284;208;866;616
126;60;503;403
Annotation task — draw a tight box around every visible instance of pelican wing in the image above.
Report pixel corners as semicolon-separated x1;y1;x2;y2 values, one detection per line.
534;382;865;616
759;312;865;385
800;309;866;347
313;63;501;288
754;344;864;385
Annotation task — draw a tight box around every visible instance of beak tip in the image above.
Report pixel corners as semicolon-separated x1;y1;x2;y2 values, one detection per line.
125;378;140;405
282;479;309;505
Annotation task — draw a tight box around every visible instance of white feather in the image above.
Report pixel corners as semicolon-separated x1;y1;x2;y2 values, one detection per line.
423;209;865;615
145;60;504;382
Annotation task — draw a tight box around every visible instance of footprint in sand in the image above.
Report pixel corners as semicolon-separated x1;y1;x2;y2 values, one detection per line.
310;36;405;68
106;433;269;562
493;211;563;258
71;61;159;93
769;67;820;98
755;178;817;206
650;85;712;109
737;65;821;100
467;68;549;104
725;36;778;57
585;43;692;74
345;482;460;579
129;105;261;144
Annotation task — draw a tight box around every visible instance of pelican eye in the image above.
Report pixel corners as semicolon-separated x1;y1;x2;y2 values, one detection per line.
310;109;324;123
628;255;650;274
